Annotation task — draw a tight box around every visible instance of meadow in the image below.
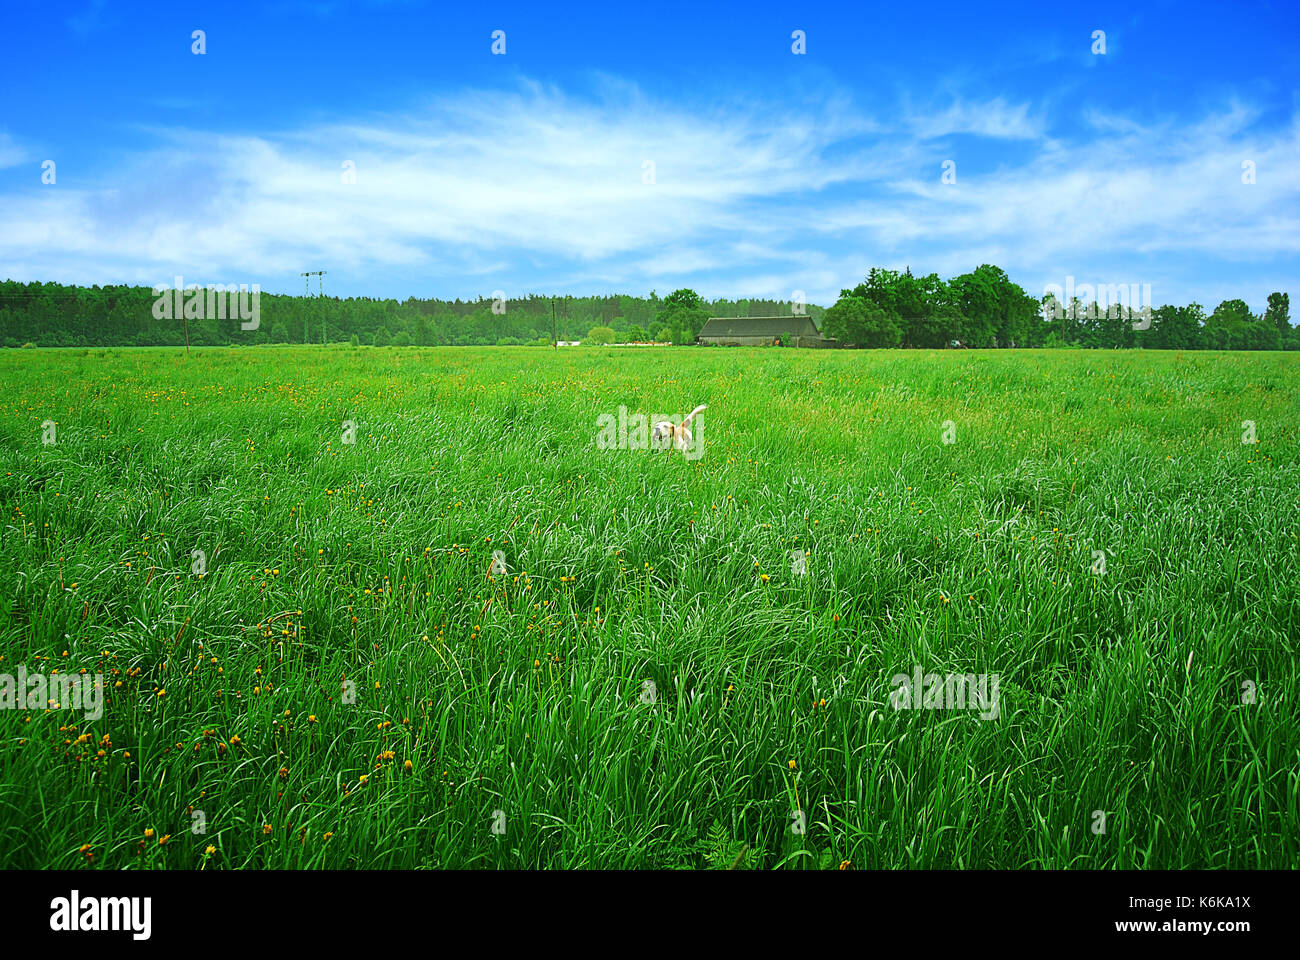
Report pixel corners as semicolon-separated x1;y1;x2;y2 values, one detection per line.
0;344;1296;869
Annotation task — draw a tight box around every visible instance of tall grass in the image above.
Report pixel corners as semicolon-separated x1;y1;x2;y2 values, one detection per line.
0;345;1295;869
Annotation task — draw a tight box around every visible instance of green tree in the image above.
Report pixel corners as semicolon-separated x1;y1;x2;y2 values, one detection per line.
845;269;903;336
587;325;615;345
1264;292;1290;333
822;295;900;348
662;288;701;311
1205;299;1270;349
845;267;948;347
947;268;999;347
1158;303;1204;350
658;288;710;343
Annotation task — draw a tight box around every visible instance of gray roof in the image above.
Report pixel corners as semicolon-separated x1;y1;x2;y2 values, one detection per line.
697;315;822;338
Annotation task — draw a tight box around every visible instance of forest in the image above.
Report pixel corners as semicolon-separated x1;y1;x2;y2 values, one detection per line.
818;265;1296;350
0;267;1293;350
0;281;805;348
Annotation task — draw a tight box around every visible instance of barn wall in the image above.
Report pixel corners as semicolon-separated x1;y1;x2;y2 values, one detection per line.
700;336;836;347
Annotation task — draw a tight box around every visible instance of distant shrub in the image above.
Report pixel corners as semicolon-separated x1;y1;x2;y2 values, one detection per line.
21;342;36;349
587;326;615;345
349;334;360;347
391;331;412;346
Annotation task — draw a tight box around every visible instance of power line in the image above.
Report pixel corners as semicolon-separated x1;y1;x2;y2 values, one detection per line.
300;271;326;344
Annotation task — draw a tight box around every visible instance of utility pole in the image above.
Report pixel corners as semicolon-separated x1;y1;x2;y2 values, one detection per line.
300;271;326;344
552;298;557;348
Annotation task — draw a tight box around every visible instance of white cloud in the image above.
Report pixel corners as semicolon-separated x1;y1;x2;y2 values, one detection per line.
810;104;1300;297
905;96;1043;140
0;83;872;286
0;82;1295;310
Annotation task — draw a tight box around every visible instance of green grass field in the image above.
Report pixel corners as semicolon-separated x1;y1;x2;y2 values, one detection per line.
1;345;1296;869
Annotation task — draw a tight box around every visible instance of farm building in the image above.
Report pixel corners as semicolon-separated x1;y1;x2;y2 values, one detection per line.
696;315;833;347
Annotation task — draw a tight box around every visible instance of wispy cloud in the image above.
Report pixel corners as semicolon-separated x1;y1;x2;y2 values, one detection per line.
0;83;870;286
0;80;1296;308
905;96;1043;140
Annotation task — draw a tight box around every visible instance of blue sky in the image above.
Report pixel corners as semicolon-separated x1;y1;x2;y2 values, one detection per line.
1;0;1297;310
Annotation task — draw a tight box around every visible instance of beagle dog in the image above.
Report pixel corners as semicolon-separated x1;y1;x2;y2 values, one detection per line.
652;404;707;455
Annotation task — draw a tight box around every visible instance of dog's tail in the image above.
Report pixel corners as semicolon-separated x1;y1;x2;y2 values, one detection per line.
683;403;708;427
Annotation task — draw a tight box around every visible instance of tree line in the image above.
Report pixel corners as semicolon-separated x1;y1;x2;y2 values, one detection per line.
1;270;1292;350
819;265;1296;350
0;280;812;348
